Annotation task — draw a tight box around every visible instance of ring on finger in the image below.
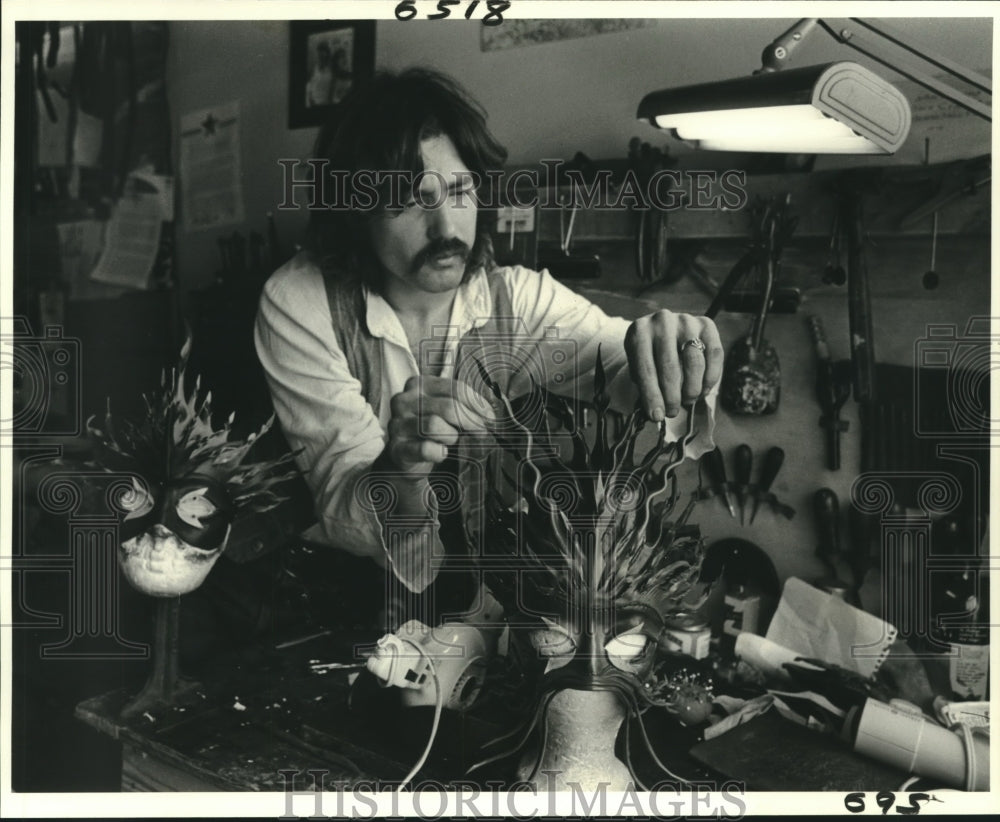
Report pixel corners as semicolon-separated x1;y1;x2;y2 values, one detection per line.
680;337;706;354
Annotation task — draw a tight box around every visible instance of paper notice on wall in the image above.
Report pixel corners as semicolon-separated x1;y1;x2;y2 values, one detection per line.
132;168;175;219
179;101;245;231
90;181;164;290
903;73;991;164
57;220;105;296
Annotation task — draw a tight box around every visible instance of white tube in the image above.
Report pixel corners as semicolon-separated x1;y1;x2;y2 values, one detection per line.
734;632;823;681
853;699;989;791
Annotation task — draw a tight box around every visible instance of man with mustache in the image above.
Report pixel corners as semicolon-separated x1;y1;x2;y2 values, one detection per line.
254;69;722;620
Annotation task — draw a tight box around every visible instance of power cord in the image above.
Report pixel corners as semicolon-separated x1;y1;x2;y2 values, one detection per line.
399;654;443;790
960;722;978;792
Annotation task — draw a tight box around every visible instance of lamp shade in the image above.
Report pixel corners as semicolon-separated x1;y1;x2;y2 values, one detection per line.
638;62;912;154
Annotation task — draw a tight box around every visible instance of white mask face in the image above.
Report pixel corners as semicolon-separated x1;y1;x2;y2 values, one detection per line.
119;523;230;597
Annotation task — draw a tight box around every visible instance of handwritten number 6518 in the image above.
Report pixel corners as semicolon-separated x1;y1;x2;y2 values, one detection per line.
395;1;510;25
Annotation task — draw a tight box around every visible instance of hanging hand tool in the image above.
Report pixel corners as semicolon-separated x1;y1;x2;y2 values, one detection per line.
720;196;795;415
734;444;753;526
841;187;876;403
822;212;847;286
814;487;852;600
701;447;737;519
808;314;852;471
704;244;765;321
749;446;785;525
847;506;873;603
628;138;672;285
538;192;601;280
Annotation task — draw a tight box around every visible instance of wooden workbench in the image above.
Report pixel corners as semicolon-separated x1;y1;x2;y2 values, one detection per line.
74;627;925;793
74;633;508;791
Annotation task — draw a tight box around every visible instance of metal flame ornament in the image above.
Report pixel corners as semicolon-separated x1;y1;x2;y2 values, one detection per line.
467;348;710;789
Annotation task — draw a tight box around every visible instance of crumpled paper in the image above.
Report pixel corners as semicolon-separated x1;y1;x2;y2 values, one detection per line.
766;577;896;679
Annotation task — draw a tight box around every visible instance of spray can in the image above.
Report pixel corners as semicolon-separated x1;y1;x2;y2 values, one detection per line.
662;613;711;660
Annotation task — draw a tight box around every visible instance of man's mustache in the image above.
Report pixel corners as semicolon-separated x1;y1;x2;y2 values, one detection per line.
410;238;471;273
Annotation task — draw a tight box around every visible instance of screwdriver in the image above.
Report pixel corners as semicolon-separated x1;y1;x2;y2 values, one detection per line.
813;487;850;596
734;444;753;525
701;447;736;519
309;660;368;674
749;446;785;525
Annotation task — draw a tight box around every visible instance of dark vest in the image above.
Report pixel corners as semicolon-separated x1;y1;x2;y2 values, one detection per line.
323;267;516;621
323;269;516;414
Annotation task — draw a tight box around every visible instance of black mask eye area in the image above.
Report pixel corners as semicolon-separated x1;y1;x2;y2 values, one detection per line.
120;476;158;522
604;625;651;672
159;474;235;549
116;473;236;550
529;602;665;681
530;621;577;659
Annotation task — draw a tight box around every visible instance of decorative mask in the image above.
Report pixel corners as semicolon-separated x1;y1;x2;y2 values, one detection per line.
88;339;298;597
466;350;711;779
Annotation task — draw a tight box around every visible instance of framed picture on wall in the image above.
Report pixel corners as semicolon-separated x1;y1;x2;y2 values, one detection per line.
288;20;375;129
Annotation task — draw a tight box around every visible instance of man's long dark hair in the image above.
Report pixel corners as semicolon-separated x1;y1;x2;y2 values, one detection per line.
305;68;508;293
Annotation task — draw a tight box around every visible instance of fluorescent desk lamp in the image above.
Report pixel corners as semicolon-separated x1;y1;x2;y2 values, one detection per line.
638;18;990;155
640;61;911;154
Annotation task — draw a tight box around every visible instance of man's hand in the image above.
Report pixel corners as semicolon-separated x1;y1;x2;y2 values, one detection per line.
383;376;494;475
625;310;723;420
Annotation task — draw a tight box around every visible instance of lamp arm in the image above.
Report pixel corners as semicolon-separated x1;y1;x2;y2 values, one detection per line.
846;18;990;94
816;19;991;122
759;17;991;121
759;18;821;72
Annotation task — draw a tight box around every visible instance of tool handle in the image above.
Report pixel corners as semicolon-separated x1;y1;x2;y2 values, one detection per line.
751;230;776;350
842;192;876;402
734;444;753;489
758;447;785;494
807;314;831;362
825;424;842;472
705;247;760;320
814;487;841;563
701;447;728;489
818;361;853;470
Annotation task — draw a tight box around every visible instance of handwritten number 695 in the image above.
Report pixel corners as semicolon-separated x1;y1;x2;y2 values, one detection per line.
844;793;933;815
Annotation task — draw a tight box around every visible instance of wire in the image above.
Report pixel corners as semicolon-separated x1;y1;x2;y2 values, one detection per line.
398;654;443;791
466;690;554;775
623;718;652;792
634;703;695;785
961;723;977;792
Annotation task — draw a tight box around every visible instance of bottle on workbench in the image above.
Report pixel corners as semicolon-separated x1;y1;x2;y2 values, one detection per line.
944;565;989;701
930;518;989;701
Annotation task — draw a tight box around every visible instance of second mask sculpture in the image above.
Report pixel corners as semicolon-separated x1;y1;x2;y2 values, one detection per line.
88;339;299;597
